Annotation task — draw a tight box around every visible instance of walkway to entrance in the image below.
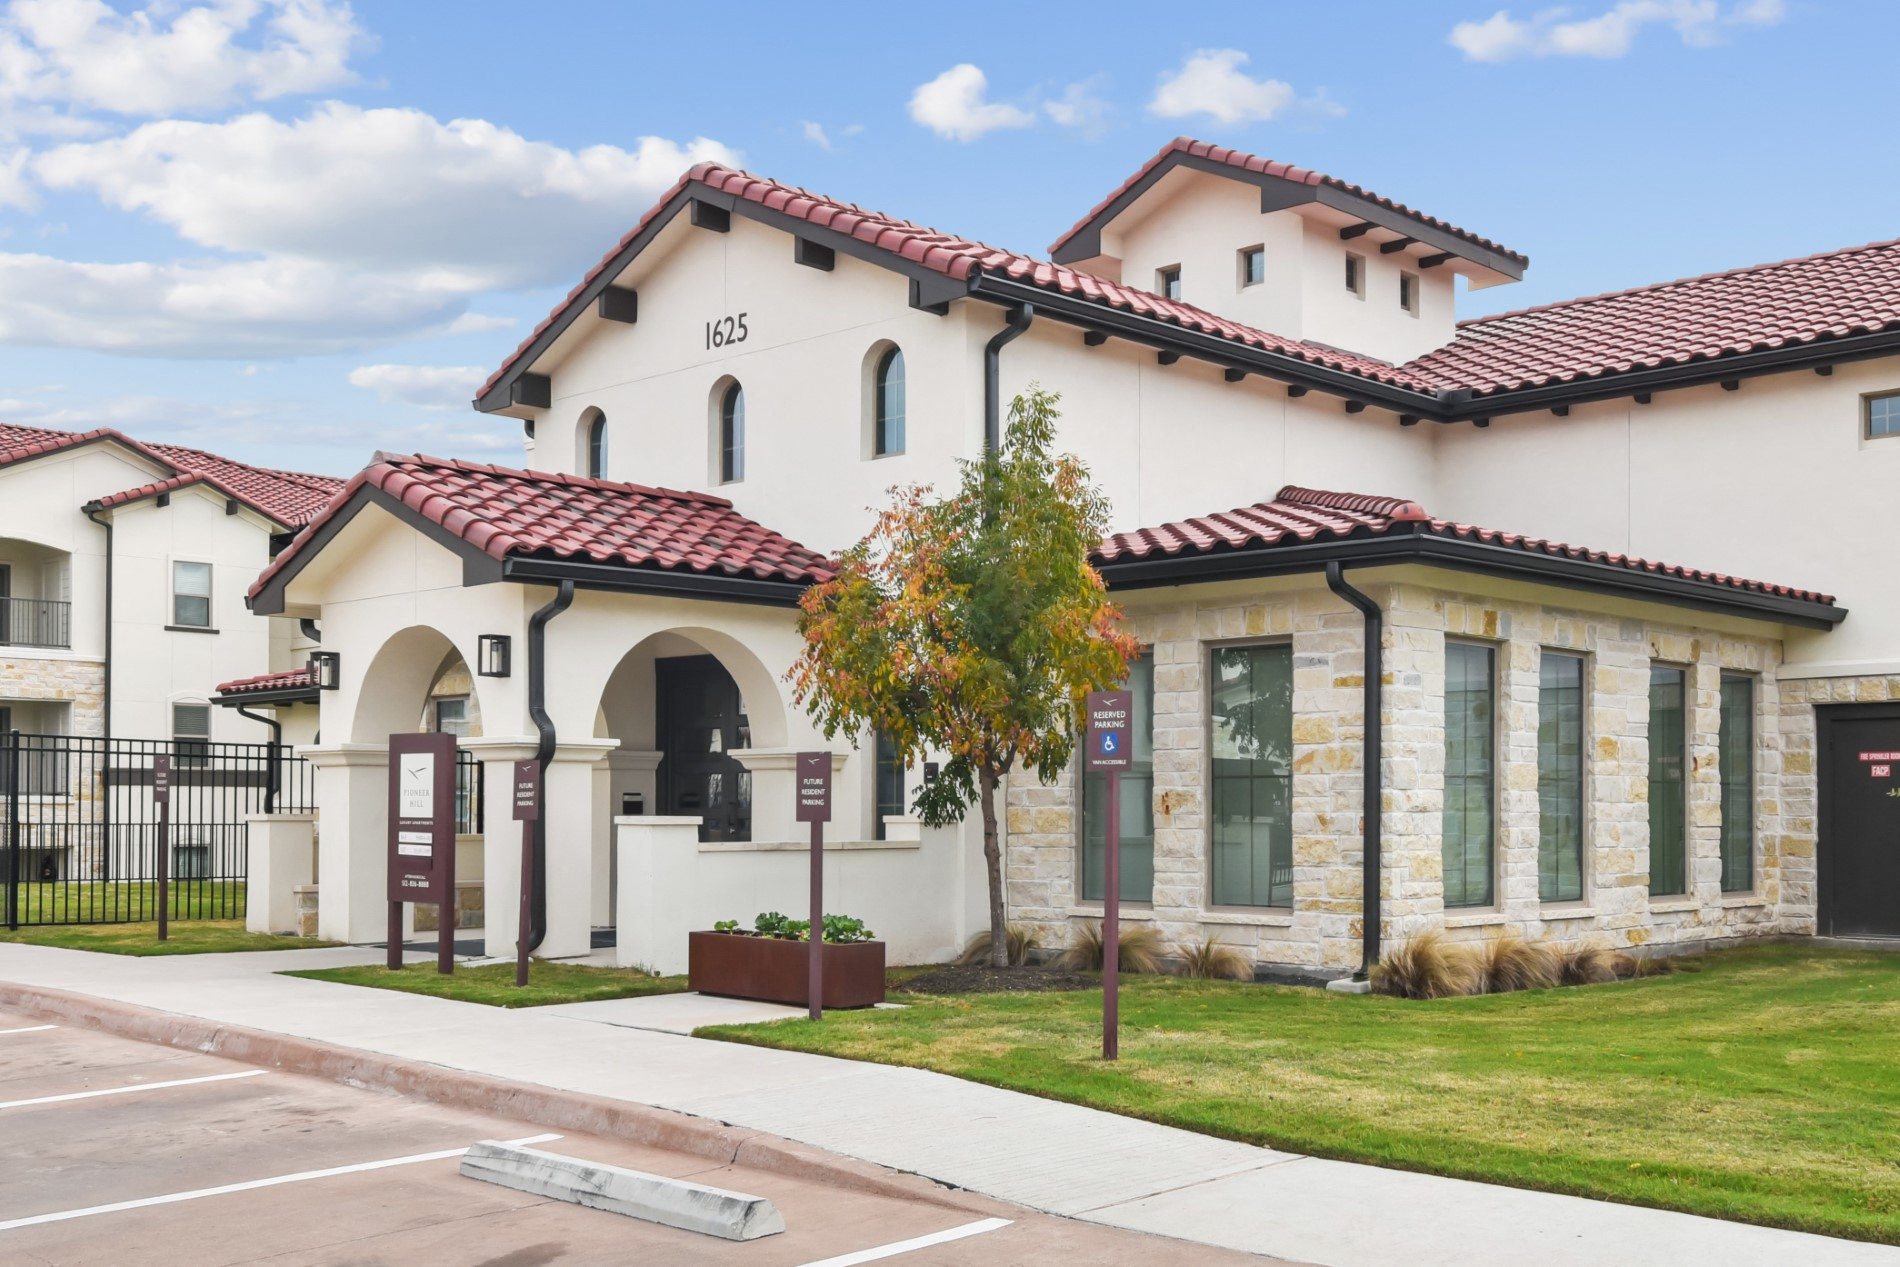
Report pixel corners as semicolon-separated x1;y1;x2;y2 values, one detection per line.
2;941;1891;1267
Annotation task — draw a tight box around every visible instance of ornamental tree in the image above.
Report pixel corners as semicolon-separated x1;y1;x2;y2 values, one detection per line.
790;387;1136;968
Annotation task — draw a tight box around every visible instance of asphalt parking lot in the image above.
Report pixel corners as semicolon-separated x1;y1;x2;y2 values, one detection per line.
0;1007;1259;1266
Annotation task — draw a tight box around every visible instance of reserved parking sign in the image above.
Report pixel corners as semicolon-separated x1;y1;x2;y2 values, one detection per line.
1086;690;1133;771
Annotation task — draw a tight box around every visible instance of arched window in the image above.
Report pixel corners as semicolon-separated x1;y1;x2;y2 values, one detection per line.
872;346;905;457
582;409;608;479
719;382;745;483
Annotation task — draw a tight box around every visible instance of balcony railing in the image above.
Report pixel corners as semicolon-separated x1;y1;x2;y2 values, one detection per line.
0;597;72;649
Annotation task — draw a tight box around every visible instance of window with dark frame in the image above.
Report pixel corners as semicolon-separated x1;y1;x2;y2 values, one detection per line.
1209;643;1293;907
1239;245;1265;288
1399;271;1420;315
1648;666;1688;897
172;702;211;768
1866;391;1900;440
1538;651;1586;902
873;346;906;457
585;411;608;479
1718;674;1754;892
1082;653;1155;903
719;382;745;483
172;560;211;628
1345;252;1364;297
1157;265;1182;301
434;696;470;737
1443;642;1497;908
872;729;906;841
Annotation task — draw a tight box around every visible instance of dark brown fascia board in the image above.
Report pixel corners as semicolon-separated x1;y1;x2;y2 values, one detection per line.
1095;526;1845;630
500;556;812;607
1050;150;1527;280
213;686;320;708
248;484;505;614
475;184;985;413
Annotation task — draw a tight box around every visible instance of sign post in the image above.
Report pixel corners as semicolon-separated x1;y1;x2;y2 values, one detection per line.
795;752;832;1022
152;754;171;944
387;733;458;974
1086;690;1132;1061
512;759;541;988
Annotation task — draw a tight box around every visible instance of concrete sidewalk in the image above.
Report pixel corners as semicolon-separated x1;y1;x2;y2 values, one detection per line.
0;942;1892;1267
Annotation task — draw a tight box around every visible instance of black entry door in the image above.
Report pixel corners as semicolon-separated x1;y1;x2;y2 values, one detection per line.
656;655;752;842
1819;704;1900;937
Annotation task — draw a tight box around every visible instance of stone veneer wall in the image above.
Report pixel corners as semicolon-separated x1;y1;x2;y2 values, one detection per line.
1004;580;1816;978
0;654;105;736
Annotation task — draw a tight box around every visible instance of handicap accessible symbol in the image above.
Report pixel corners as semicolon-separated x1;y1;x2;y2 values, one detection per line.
1102;733;1120;755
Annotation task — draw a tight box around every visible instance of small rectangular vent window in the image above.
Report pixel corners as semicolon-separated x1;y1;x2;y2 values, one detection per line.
1399;271;1420;316
1156;266;1182;301
1345;253;1365;297
1239;246;1265;288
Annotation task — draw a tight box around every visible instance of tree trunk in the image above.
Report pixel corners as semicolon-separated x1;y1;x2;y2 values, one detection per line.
978;764;1008;968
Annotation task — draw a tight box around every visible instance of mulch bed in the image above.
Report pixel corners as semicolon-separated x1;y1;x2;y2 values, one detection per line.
894;963;1099;995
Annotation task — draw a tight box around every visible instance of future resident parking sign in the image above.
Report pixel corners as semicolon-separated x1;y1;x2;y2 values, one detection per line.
1086;690;1134;772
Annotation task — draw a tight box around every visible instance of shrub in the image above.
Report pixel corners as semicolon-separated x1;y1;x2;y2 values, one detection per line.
1372;930;1479;999
821;914;875;945
958;925;1040;967
1476;931;1560;994
1058;921;1165;974
1556;943;1618;986
1610;951;1677;980
1175;936;1253;981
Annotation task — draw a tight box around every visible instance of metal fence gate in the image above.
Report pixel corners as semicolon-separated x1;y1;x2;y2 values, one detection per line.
1;731;314;928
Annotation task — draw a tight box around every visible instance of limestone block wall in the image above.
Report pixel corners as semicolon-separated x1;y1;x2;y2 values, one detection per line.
0;655;105;736
1004;576;1814;978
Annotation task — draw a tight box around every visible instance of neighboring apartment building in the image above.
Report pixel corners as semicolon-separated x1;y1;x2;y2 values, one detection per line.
0;425;342;750
250;139;1900;974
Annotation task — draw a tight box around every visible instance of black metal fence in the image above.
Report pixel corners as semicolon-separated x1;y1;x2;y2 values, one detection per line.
2;731;314;927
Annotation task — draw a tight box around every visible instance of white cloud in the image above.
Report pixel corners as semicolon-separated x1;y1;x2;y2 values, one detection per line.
0;0;365;119
908;64;1035;143
1148;49;1295;125
1044;80;1112;136
35;104;738;291
801;120;831;150
0;146;32;209
1449;1;1785;62
347;363;485;411
0;252;471;356
446;311;515;335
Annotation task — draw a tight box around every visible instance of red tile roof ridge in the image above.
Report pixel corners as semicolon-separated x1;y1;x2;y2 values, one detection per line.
215;667;315;695
367;450;736;508
1049;137;1525;264
1452;235;1900;330
1275;484;1432;522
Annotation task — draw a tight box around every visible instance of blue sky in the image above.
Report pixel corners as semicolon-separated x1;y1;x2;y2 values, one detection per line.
0;0;1890;476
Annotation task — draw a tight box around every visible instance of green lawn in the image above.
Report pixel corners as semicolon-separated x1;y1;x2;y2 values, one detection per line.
7;881;246;925
284;959;690;1008
0;919;322;955
700;943;1900;1243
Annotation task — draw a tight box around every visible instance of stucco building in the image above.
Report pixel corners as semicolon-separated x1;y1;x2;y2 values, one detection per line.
251;138;1900;976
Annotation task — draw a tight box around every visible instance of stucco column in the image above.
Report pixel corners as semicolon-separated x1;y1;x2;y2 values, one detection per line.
543;739;619;956
462;736;537;958
731;748;847;842
244;812;315;936
300;742;390;944
598;750;662;926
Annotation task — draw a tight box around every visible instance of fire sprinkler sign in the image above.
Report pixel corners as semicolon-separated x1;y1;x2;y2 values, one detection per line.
1086;690;1133;772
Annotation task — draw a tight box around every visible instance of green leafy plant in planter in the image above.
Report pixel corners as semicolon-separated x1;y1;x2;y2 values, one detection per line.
712;911;876;944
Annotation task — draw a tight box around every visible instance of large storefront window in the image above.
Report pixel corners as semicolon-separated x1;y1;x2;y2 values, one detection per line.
1648;666;1688;897
1443;642;1496;908
1719;673;1754;892
1538;651;1586;902
1209;644;1292;907
1081;655;1154;902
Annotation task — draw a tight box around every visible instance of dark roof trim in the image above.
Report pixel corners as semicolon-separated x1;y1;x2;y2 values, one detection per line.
1096;526;1846;630
500;556;812;607
1049;150;1527;280
213;684;319;707
248;484;505;614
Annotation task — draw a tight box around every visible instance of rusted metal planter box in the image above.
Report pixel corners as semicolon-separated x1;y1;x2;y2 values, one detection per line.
687;931;886;1008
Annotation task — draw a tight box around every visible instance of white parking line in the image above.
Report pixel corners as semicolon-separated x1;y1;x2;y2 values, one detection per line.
796;1217;1013;1266
0;1068;266;1111
0;1025;56;1036
0;1132;563;1231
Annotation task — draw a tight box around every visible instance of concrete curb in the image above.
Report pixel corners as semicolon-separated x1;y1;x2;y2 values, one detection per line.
0;980;1000;1217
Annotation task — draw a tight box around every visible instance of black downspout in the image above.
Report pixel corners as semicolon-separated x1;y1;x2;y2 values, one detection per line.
526;580;575;951
233;704;282;813
1325;562;1383;980
298;618;321;643
83;505;113;883
982;303;1033;451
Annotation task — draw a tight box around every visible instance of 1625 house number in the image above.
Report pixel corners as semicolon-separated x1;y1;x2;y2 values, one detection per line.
704;313;749;349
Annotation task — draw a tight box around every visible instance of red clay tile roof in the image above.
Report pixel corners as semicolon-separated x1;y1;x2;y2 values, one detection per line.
215;667;315;697
1049;137;1526;266
1097;485;1835;606
250;454;836;601
0;423;344;527
1407;237;1900;398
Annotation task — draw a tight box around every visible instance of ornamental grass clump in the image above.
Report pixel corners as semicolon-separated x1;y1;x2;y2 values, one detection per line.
1476;931;1561;994
958;925;1041;967
1557;943;1619;986
1371;930;1478;999
1175;936;1254;981
1059;921;1165;974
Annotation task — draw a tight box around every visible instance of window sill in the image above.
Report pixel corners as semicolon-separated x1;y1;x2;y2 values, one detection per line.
1198;909;1296;928
164;625;219;635
1647;899;1700;914
1719;894;1770;909
1538;907;1599;921
1066;905;1155;921
1443;910;1509;928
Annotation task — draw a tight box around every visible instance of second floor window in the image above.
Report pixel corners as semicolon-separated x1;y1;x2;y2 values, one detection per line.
719;382;746;483
1239;246;1265;288
172;561;212;628
873;347;906;457
1156;265;1182;301
1399;271;1420;315
584;411;608;479
1866;391;1900;440
1345;252;1365;297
